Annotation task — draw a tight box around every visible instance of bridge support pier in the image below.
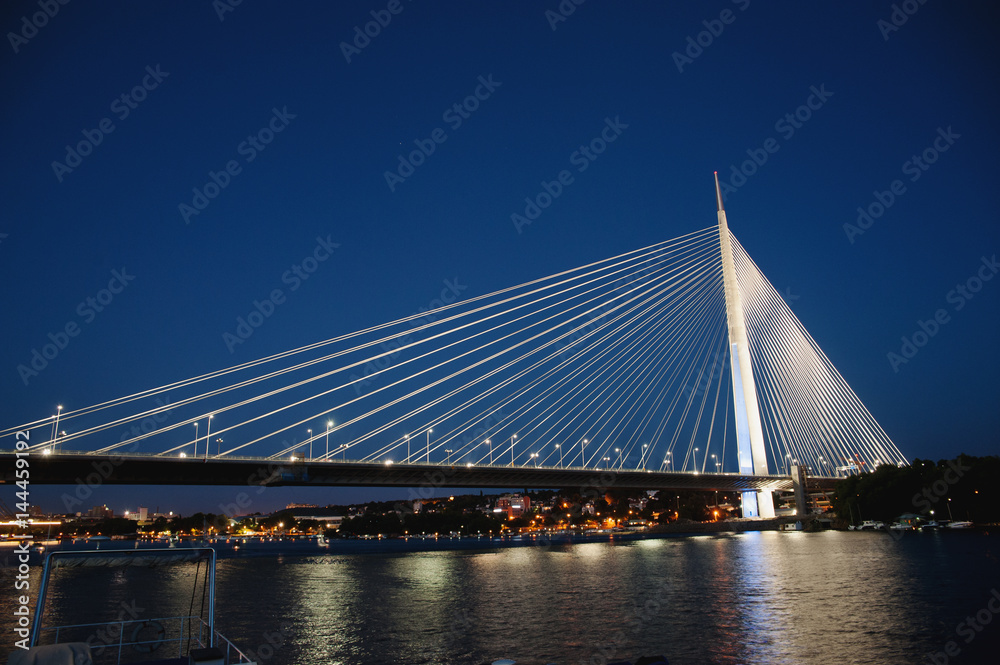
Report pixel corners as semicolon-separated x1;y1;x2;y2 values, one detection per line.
742;488;775;518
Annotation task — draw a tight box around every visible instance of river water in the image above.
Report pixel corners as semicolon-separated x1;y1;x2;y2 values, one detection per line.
3;530;999;664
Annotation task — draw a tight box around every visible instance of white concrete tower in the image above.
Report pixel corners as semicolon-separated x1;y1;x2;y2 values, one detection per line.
714;172;775;518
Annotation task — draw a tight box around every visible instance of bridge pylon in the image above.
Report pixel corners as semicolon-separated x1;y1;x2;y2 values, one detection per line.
714;172;775;518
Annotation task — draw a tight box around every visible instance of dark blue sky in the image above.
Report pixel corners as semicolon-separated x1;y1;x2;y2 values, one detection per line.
2;1;998;515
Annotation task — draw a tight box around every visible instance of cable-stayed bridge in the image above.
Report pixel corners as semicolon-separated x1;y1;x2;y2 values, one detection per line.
2;176;907;515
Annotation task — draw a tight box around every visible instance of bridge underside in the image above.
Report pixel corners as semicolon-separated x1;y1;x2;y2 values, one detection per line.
1;453;838;492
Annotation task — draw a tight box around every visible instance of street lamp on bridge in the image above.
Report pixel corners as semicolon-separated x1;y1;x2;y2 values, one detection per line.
205;414;213;461
327;421;333;460
580;438;588;468
445;449;453;465
485;439;492;464
193;422;199;457
426;428;433;463
307;429;312;460
555;443;562;468
614;448;621;468
511;434;517;466
693;447;700;474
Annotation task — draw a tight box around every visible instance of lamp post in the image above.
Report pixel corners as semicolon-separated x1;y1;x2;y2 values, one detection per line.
614;448;621;468
556;443;562;468
307;429;312;460
641;443;648;470
327;421;333;460
426;428;433;463
693;447;699;473
947;497;954;521
406;434;410;462
193;422;199;457
603;456;611;469
205;414;213;461
711;453;717;473
581;438;588;467
486;439;492;464
511;434;517;466
216;438;223;456
530;452;539;467
445;449;453;465
52;405;63;450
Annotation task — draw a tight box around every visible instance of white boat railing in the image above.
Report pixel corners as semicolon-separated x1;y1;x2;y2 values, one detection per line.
38;615;253;664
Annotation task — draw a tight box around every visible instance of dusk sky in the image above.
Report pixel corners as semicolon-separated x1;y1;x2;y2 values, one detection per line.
2;2;998;516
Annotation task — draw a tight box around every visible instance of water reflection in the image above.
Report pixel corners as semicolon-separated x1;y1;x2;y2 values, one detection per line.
3;532;996;664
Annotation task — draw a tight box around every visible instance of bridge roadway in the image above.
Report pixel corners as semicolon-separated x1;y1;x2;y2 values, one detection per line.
1;452;839;492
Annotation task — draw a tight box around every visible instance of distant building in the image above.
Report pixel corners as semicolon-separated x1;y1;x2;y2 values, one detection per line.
88;505;113;519
494;494;530;518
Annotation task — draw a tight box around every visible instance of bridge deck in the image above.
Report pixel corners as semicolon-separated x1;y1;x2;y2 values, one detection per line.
1;452;840;492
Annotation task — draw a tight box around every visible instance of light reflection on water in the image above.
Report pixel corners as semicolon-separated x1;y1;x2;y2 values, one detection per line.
3;532;998;664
